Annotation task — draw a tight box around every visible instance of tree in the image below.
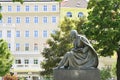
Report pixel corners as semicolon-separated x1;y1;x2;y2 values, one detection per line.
0;39;13;76
40;17;86;76
83;0;120;79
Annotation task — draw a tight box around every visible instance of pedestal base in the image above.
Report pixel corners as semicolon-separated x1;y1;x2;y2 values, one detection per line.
53;68;100;80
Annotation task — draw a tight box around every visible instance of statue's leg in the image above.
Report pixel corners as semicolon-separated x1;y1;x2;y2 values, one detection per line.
57;53;70;68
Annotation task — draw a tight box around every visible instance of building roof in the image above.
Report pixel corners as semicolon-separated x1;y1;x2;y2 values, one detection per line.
0;0;55;2
61;0;88;8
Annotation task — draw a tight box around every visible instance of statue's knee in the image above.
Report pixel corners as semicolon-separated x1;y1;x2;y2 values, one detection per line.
65;52;72;57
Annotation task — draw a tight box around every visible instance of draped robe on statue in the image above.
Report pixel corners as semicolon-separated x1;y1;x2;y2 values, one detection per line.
57;34;98;69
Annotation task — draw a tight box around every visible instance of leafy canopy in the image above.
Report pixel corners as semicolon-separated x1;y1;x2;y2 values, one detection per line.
83;0;120;56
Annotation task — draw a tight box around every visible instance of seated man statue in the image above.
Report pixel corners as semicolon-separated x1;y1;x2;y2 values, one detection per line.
57;30;98;69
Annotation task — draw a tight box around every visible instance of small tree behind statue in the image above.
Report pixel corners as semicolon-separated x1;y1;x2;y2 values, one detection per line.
0;39;13;76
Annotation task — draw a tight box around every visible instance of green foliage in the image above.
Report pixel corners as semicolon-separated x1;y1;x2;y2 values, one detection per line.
83;0;120;79
54;0;62;2
111;63;117;77
41;17;86;76
83;0;120;56
100;67;112;80
12;0;23;4
0;39;13;77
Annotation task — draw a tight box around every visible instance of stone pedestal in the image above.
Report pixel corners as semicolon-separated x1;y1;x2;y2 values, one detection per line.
53;68;100;80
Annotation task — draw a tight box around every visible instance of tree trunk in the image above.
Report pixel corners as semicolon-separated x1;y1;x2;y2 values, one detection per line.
116;48;120;80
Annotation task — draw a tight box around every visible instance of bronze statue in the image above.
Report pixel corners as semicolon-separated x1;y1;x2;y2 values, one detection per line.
57;30;98;69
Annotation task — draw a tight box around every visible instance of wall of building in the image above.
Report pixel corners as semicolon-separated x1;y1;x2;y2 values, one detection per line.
0;1;60;79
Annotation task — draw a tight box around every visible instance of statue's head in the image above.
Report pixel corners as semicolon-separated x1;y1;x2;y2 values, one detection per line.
70;30;78;40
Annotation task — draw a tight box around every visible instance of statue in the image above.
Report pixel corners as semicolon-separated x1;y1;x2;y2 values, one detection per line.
57;30;98;69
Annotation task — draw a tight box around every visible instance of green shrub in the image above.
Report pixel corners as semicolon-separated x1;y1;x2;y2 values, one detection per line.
100;66;112;80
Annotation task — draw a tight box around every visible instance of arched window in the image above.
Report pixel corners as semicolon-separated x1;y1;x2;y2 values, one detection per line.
78;12;84;17
66;12;72;17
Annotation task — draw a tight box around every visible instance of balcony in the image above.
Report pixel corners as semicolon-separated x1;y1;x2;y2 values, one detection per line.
13;64;42;72
0;23;16;28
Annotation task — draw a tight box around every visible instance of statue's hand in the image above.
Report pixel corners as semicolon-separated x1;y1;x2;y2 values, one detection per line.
72;48;83;53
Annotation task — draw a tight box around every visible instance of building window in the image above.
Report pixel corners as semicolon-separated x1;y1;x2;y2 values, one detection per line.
7;30;11;38
43;17;48;23
16;31;20;37
0;19;2;23
16;43;20;51
26;17;30;23
25;6;29;11
52;17;56;23
24;59;29;64
8;43;11;50
25;43;29;51
8;6;12;11
34;17;38;23
52;30;56;35
34;59;38;64
15;59;21;64
16;6;20;12
0;31;2;38
43;30;47;38
66;12;72;17
34;30;38;38
25;31;29;37
16;17;20;23
34;5;38;11
34;43;38;51
8;17;12;23
43;5;47;11
78;12;84;17
52;5;56;11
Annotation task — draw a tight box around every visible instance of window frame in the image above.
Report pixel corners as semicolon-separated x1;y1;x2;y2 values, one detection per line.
0;31;2;38
25;6;29;11
34;30;38;38
25;31;29;37
16;6;20;12
16;31;20;37
34;5;38;11
43;17;48;23
52;16;56;23
43;30;47;38
7;30;11;38
52;5;56;11
16;17;20;23
8;6;12;12
25;43;29;51
8;17;12;23
66;12;72;17
34;17;38;23
34;59;38;64
16;43;20;51
43;5;47;11
25;17;30;23
78;12;84;17
24;59;29;64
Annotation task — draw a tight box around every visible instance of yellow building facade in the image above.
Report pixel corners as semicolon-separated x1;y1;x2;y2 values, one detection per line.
60;0;88;21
